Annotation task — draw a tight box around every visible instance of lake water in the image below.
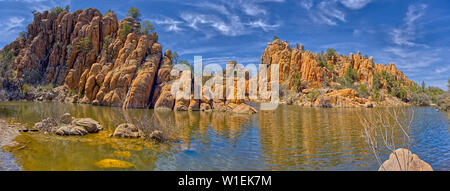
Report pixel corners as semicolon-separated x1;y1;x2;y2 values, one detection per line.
0;101;448;171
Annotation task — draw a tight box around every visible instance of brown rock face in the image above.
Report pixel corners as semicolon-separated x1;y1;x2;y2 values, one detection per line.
259;39;411;91
2;9;163;109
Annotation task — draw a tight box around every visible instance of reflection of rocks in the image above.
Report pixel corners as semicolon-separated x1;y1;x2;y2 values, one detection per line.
34;115;103;136
113;123;144;138
95;159;134;169
231;103;257;114
379;148;433;171
0;119;22;147
149;130;164;143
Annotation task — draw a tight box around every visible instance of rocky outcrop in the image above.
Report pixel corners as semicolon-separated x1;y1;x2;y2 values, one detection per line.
34;115;102;136
259;39;413;107
1;8;258;113
378;148;433;171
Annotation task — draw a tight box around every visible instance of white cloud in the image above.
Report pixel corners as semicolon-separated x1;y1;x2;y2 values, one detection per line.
180;13;246;36
0;16;25;34
300;0;313;10
339;0;372;10
247;20;280;31
302;0;347;26
242;3;267;16
153;18;183;32
390;4;428;47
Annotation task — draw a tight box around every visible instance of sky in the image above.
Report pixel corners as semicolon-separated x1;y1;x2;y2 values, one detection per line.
0;0;449;90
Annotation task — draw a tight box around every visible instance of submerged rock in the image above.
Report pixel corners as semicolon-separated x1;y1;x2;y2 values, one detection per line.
378;148;433;171
113;123;144;138
95;159;134;168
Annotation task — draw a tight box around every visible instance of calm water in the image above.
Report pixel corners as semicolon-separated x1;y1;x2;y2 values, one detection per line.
0;101;448;171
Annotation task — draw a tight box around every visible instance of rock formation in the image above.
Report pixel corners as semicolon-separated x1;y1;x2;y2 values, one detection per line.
0;8;258;112
0;8;415;109
258;39;413;107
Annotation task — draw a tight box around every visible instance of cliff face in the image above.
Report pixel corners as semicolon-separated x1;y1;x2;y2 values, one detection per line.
261;39;411;90
2;8;167;109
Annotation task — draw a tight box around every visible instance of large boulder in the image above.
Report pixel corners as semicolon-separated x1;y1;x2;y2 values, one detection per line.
71;118;103;133
55;125;88;136
113;123;144;138
378;148;433;171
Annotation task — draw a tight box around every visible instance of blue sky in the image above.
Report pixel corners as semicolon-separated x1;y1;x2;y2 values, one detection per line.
0;0;449;89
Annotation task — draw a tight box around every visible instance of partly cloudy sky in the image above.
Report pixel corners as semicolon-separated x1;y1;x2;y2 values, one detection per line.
0;0;449;89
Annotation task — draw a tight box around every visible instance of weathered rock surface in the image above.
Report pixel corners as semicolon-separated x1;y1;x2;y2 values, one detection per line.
60;113;73;124
55;125;88;136
113;123;144;138
71;118;103;133
378;148;433;171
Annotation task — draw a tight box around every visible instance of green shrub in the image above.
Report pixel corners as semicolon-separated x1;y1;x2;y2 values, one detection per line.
50;6;67;15
307;89;320;102
127;6;141;21
22;84;32;94
102;35;114;51
292;73;307;92
381;70;395;92
120;21;133;40
359;84;369;98
325;48;336;60
372;72;382;91
78;37;92;52
141;20;155;36
38;83;53;90
19;31;27;39
410;92;431;106
370;89;382;102
425;86;444;104
67;44;73;52
0;48;15;81
345;67;357;85
105;9;114;14
273;36;279;41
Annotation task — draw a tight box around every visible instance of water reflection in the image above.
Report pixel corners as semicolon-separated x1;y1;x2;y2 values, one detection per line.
0;101;448;170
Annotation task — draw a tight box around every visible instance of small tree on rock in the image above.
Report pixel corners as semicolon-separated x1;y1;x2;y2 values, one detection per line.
127;6;141;21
